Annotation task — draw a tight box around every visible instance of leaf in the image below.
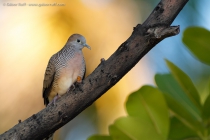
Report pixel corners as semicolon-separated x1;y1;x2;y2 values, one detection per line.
155;74;203;134
166;59;201;111
202;80;210;127
183;27;210;65
204;80;210;136
168;117;198;140
155;74;201;120
164;93;202;133
126;86;169;139
109;124;133;140
109;117;165;140
88;135;113;140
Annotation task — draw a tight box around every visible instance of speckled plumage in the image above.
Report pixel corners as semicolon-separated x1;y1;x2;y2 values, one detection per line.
43;34;91;106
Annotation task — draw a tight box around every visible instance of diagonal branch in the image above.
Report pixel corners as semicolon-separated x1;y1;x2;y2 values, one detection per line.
0;0;188;139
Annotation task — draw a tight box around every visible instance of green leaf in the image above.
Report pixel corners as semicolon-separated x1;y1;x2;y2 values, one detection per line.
109;117;165;140
155;74;204;134
126;86;169;139
109;124;132;140
168;117;198;140
166;59;201;111
164;93;203;134
88;135;113;140
202;80;210;127
183;27;210;65
155;74;201;120
203;95;210;123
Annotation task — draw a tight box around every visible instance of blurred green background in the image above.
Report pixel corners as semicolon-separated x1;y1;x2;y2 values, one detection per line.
0;0;210;140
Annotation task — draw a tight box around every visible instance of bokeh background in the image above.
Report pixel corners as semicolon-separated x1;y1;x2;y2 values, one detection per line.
0;0;210;140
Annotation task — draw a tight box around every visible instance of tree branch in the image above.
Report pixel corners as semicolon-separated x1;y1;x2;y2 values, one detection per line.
0;0;188;139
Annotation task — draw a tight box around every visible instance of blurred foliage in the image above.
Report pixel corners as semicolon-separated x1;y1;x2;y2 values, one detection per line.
88;27;210;140
183;27;210;65
89;86;169;140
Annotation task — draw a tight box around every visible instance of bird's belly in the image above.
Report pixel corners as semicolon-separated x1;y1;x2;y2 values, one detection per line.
57;70;79;94
57;75;73;94
52;52;83;97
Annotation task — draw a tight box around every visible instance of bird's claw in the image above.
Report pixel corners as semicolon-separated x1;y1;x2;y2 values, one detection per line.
69;76;83;92
73;82;83;93
71;84;76;91
48;94;61;106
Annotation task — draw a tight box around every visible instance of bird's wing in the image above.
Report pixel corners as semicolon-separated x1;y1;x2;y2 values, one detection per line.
82;57;86;80
43;55;56;105
83;66;86;80
82;62;86;80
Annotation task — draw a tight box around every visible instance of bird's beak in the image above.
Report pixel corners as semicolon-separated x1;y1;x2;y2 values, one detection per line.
83;44;91;50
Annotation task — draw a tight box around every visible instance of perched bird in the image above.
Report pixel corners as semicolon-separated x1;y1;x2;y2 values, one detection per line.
42;34;91;106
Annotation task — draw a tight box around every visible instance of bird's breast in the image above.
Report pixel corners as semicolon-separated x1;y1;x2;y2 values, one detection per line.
55;52;84;95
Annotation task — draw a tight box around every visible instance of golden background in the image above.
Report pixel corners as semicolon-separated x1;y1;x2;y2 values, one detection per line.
0;0;154;139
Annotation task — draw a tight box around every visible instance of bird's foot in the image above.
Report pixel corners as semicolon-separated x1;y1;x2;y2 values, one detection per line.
48;94;61;106
67;83;78;92
72;77;84;92
68;84;75;91
54;94;61;105
69;76;83;92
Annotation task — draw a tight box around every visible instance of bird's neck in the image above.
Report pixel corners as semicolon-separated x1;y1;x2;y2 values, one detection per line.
58;46;83;61
61;45;82;53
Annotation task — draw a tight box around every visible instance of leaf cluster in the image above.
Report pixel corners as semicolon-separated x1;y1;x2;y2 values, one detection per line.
88;27;210;140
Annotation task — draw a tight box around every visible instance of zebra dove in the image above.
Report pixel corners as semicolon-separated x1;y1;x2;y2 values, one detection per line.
42;34;91;106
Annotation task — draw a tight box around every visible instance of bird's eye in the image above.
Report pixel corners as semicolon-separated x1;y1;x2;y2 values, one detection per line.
77;39;81;43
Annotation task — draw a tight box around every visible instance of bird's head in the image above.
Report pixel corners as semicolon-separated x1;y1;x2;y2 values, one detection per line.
67;34;91;50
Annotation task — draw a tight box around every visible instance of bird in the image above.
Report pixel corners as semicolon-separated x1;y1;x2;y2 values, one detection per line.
42;34;91;106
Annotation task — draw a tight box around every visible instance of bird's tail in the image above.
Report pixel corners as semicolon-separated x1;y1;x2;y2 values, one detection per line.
43;133;54;140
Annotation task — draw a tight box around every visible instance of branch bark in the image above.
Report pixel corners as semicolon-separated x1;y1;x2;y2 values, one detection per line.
0;0;188;139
